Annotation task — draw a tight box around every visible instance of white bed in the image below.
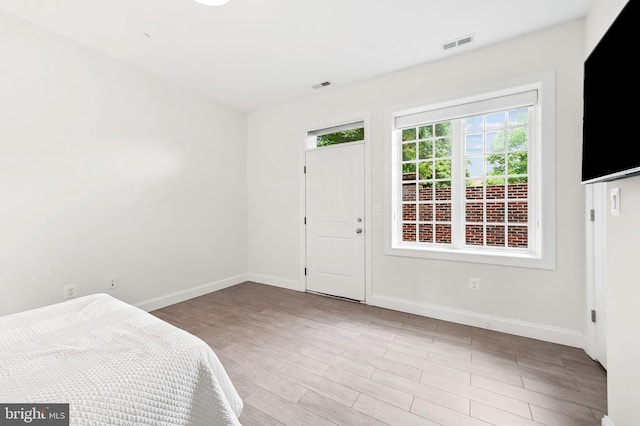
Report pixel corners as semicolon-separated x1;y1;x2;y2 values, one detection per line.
0;293;243;425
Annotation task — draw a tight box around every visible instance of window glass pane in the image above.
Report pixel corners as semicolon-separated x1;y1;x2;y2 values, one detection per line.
402;204;416;221
418;141;433;159
486;184;505;199
465;115;483;133
316;127;364;147
507;201;528;223
402;128;417;141
486;131;504;153
419;182;434;201
486;225;505;247
465;183;484;200
419;204;433;221
419;224;433;242
487;177;506;186
508;226;528;248
402;163;416;179
486;202;505;223
466;224;484;246
486;154;505;177
402;224;416;242
435;184;451;201
435;160;451;179
508;127;528;151
486;112;505;130
465;134;483;155
418;162;433;180
508;176;528;185
507;152;527;176
435;203;452;222
402;143;416;161
467;156;484;178
435;224;452;244
507;181;528;198
508;108;528;126
435;138;451;157
466;202;483;222
435;122;450;137
418;125;433;139
403;183;416;201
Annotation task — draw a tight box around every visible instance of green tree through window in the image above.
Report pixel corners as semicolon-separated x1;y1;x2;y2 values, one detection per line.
317;128;365;147
484;109;529;185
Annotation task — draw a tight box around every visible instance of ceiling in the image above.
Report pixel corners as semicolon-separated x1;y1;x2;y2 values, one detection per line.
0;0;593;112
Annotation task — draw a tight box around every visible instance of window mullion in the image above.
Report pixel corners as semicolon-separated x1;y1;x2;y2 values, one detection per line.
393;129;402;245
528;106;538;253
451;120;465;248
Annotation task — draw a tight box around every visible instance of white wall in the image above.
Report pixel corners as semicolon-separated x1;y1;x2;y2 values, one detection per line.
586;1;635;424
248;20;586;346
0;10;248;315
605;174;640;426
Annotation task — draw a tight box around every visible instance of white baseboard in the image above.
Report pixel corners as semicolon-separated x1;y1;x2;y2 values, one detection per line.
247;273;302;292
369;293;584;348
135;273;248;312
601;415;614;426
165;275;584;348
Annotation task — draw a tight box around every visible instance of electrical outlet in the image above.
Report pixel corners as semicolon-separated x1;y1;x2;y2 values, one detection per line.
468;277;480;290
63;284;78;299
108;276;118;290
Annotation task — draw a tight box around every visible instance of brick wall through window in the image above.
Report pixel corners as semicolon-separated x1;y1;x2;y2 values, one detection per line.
401;182;528;248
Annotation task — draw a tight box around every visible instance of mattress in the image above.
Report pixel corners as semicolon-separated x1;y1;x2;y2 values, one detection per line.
0;293;242;426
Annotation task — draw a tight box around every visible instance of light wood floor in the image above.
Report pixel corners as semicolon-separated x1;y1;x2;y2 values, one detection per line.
151;281;607;426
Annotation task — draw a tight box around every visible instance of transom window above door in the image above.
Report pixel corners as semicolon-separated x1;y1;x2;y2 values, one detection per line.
307;121;365;149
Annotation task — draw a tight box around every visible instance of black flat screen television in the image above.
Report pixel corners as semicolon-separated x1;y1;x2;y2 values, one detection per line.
581;0;638;184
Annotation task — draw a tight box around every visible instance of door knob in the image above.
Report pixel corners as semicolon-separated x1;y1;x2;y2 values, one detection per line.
356;228;363;234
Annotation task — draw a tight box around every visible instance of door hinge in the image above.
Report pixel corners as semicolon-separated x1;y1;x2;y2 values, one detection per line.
304;267;307;276
304;216;306;225
590;209;595;222
304;165;306;174
591;309;596;323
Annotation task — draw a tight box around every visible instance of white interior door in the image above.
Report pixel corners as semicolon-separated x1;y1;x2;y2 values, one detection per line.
586;182;608;370
305;143;365;301
593;182;608;369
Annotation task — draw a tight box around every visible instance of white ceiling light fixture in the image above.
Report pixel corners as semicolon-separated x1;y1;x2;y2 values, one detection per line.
192;0;231;6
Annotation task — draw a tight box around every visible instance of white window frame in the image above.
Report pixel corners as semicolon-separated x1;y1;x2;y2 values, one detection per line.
384;72;556;270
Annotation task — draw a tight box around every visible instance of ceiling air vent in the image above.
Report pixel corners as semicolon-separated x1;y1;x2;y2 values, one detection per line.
442;34;475;51
442;41;457;50
312;81;332;89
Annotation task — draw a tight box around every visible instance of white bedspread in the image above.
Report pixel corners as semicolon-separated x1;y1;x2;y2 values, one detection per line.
0;293;243;425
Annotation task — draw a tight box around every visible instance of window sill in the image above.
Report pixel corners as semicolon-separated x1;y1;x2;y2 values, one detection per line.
386;244;555;270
